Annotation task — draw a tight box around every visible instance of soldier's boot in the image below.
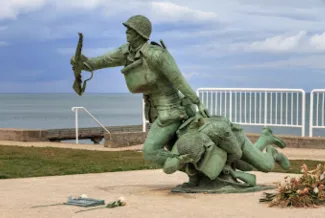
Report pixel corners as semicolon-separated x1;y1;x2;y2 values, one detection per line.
266;145;291;170
181;175;199;188
255;127;287;151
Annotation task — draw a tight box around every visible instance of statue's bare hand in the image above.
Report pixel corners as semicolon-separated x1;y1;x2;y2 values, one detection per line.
70;54;88;69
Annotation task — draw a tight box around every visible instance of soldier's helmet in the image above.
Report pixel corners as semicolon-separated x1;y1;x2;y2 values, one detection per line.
123;15;152;40
176;132;212;163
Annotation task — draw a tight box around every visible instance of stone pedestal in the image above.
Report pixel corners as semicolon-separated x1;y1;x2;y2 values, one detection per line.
171;174;275;194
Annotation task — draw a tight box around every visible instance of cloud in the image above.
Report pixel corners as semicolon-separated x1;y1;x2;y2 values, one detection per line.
1;0;324;45
54;0;112;10
182;72;205;79
0;0;47;20
158;27;242;40
1;0;325;94
232;55;325;70
1;0;219;23
309;32;325;51
0;1;222;43
56;1;219;24
230;31;307;53
228;31;325;53
249;31;306;52
149;2;218;23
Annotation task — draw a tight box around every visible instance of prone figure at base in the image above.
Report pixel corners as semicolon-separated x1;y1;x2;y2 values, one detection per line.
163;114;291;188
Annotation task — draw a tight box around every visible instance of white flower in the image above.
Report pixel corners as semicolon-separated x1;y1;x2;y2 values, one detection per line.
320;173;325;181
118;196;126;206
313;187;319;194
80;194;88;198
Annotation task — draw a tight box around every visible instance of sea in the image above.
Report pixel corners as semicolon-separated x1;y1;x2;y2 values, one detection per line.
0;93;324;144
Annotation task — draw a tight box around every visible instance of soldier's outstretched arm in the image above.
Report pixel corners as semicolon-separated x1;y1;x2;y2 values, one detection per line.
70;44;128;72
157;50;209;117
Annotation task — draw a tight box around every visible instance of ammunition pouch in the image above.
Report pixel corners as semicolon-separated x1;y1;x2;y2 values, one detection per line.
121;57;157;94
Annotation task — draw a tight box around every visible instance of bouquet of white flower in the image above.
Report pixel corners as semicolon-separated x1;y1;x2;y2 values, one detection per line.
260;163;325;208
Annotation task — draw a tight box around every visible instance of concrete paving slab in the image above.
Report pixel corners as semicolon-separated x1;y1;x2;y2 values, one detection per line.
0;170;324;218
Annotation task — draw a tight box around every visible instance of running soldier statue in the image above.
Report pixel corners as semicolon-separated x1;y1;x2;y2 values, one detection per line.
70;15;209;166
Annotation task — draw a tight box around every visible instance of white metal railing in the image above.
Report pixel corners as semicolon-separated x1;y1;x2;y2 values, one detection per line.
142;98;148;132
71;107;110;144
197;88;306;136
309;89;325;137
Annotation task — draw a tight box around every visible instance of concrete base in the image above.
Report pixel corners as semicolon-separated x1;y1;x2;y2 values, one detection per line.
104;132;147;148
171;184;275;194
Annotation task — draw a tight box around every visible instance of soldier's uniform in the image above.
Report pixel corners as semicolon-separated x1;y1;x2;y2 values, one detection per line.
164;115;290;187
75;15;199;165
176;115;244;164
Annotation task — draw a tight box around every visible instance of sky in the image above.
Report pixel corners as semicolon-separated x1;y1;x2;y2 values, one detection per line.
0;0;325;93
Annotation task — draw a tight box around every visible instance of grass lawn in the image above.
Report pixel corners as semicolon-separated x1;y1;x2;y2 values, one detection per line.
0;145;323;179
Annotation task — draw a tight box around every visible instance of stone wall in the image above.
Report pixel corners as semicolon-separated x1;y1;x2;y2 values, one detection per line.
1;128;325;149
0;128;49;142
104;131;325;149
247;134;325;149
104;132;147;148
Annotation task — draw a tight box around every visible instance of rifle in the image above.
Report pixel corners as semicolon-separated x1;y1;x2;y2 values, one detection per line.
72;32;94;96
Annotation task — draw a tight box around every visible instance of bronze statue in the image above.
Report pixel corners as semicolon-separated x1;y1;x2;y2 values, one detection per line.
70;15;291;193
163;114;291;193
70;15;209;166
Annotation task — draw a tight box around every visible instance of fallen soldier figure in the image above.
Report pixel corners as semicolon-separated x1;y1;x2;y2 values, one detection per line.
162;114;291;188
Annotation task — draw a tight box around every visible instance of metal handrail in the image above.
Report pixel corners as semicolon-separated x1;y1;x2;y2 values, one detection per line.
309;89;325;137
71;107;110;144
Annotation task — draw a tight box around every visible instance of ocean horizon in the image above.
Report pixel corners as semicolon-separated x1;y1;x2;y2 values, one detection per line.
0;93;324;144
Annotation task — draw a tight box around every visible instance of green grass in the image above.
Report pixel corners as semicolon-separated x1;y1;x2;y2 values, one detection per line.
0;145;160;179
272;160;323;174
0;145;323;179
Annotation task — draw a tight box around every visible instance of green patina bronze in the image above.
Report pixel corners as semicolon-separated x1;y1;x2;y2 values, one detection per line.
164;114;291;193
72;33;94;96
70;15;290;193
70;15;208;167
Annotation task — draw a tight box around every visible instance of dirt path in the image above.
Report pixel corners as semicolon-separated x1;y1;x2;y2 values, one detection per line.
1;140;325;161
0;140;143;151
